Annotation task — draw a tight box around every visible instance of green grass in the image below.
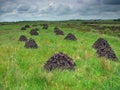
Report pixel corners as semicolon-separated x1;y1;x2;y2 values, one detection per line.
0;21;120;90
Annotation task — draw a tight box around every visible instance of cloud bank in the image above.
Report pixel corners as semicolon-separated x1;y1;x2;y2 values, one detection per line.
0;0;120;21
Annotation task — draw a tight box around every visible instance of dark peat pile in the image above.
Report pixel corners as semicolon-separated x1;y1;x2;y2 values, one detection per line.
44;52;76;71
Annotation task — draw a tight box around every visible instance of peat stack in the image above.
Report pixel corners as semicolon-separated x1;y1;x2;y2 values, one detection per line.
19;35;27;41
21;25;30;30
54;27;64;35
93;38;118;60
93;38;111;49
25;25;30;28
42;24;48;29
21;27;26;30
64;33;77;41
25;38;38;48
30;29;39;35
44;52;76;71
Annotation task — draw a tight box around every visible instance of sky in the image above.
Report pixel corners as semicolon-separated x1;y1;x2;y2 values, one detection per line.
0;0;120;22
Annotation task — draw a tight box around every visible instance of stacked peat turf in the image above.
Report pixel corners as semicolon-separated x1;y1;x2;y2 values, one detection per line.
19;35;27;41
42;24;48;29
93;38;118;60
54;27;64;35
44;52;76;71
21;25;30;30
25;38;38;48
21;27;26;30
30;29;39;35
64;33;77;41
25;25;30;28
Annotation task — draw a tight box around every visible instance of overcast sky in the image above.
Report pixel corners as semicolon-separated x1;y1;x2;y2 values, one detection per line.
0;0;120;22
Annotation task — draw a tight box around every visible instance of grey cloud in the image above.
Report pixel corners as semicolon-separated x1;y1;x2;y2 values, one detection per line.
17;5;30;12
102;0;120;5
57;5;72;15
100;5;120;12
0;0;120;22
0;0;17;15
40;3;73;16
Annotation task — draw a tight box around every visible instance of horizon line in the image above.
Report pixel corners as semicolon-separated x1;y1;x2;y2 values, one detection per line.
0;18;120;23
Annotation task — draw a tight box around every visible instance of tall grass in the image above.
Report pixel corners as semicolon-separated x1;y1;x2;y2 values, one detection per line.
0;21;120;90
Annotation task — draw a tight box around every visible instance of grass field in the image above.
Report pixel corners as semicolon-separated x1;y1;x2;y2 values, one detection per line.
0;20;120;90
